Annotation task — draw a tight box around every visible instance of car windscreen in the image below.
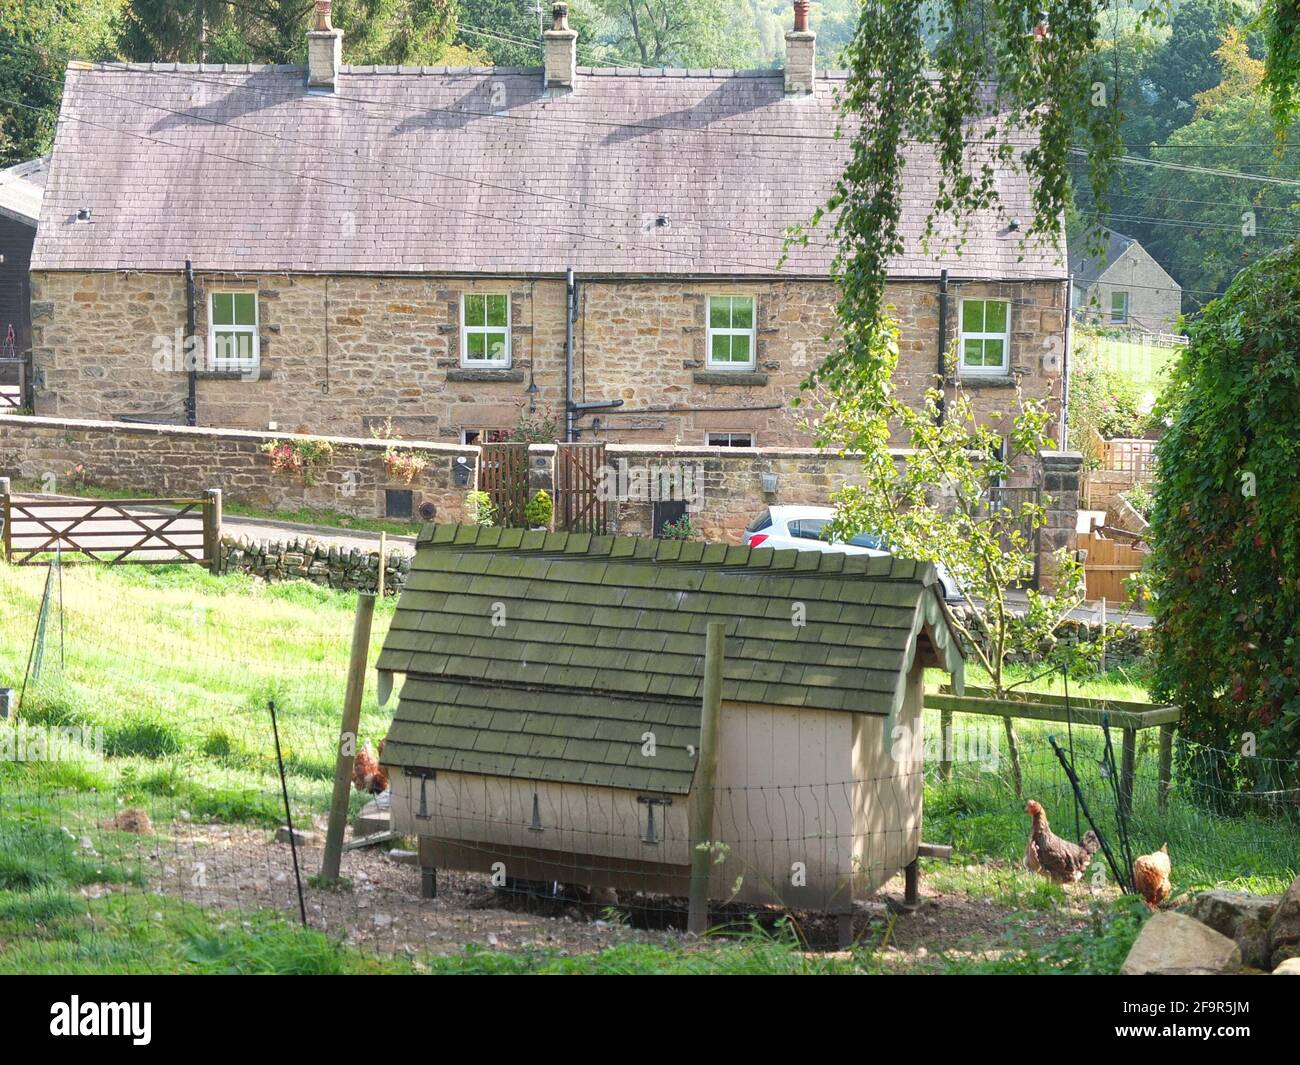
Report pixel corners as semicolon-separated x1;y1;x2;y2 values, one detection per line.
745;510;772;533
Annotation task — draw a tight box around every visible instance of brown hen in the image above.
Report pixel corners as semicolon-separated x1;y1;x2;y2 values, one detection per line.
352;739;389;795
1024;799;1101;883
1133;844;1172;909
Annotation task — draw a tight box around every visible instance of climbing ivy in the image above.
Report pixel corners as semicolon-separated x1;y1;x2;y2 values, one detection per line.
1146;241;1300;771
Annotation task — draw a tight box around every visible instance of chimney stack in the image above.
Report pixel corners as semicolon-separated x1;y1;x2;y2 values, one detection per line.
784;0;815;94
307;0;343;93
543;2;578;93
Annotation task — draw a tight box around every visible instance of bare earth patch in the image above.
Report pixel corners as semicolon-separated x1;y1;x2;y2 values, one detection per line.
86;820;1105;963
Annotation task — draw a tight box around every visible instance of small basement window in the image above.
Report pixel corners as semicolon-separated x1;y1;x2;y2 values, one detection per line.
707;296;755;368
706;432;754;447
460;428;511;445
958;298;1010;375
208;291;259;369
461;293;511;368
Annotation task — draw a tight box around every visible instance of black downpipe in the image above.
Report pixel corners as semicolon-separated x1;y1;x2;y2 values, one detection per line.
184;260;197;427
935;268;948;425
564;267;576;442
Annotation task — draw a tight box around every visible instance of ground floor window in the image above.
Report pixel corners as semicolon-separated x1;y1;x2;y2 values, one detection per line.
461;428;511;445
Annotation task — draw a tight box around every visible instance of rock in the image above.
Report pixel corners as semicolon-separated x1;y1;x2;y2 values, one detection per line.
1267;874;1300;970
1271;958;1300;974
1187;890;1279;971
385;849;418;865
274;826;316;846
1121;911;1242;975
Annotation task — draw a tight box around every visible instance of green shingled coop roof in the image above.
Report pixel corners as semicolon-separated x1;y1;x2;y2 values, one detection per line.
378;525;966;792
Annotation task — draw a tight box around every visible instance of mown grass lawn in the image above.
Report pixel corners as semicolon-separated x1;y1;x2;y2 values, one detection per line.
0;563;1292;974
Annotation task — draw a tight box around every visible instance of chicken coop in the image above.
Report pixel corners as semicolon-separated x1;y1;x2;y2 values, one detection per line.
376;525;965;918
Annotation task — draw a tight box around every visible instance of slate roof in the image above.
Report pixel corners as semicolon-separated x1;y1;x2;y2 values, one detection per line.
35;62;1066;278
0;156;48;227
378;524;965;791
1068;226;1136;286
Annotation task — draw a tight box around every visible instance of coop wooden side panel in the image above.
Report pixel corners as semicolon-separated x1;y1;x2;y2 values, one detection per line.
851;662;924;894
709;703;857;912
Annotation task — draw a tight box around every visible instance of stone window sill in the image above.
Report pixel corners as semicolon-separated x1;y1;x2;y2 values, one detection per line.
693;370;768;387
954;373;1017;389
195;367;272;382
447;369;526;383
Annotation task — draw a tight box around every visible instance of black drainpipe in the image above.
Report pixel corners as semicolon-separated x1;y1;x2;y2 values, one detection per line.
564;267;576;442
935;268;948;425
185;259;197;427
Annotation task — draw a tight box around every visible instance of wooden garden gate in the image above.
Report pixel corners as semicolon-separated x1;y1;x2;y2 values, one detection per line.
479;442;530;528
555;442;607;534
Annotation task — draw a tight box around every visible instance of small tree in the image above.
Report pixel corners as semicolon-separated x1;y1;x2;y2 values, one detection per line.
816;322;1087;795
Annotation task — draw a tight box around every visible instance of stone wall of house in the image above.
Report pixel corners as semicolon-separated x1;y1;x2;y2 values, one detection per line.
29;271;1066;448
0;415;476;522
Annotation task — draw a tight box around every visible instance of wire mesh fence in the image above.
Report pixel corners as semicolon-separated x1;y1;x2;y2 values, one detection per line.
1;560;1296;964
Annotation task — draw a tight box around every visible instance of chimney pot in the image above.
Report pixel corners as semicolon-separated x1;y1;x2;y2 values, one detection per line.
307;0;343;92
784;0;815;94
543;1;578;93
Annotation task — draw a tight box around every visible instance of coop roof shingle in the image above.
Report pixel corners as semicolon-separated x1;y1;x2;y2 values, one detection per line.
34;63;1065;278
378;525;965;781
383;678;699;793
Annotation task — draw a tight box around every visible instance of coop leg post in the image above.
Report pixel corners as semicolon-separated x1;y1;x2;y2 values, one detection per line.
1120;726;1136;820
904;858;919;908
421;866;437;899
1157;724;1174;812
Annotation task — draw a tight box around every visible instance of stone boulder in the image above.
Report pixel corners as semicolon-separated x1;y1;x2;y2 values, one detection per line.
1187;890;1280;971
1121;911;1242;975
1267;874;1300;970
1273;958;1300;975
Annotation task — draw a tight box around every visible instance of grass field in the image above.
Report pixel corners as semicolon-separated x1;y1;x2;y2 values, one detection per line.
1087;335;1183;394
0;563;1293;974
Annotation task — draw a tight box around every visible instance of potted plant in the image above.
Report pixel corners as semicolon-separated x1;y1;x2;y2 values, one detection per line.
465;490;495;528
525;489;553;531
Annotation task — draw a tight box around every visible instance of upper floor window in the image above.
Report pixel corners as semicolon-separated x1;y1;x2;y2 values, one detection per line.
959;298;1010;375
461;293;511;367
1110;290;1130;324
707;296;755;368
208;291;259;369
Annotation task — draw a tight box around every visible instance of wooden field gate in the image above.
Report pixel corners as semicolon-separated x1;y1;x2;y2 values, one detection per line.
0;482;222;567
555;442;607;534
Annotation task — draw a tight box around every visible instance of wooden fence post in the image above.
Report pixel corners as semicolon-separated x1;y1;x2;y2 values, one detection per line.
688;621;725;936
1119;725;1136;819
377;530;386;598
203;488;222;572
0;477;10;563
1157;723;1174;811
320;592;377;883
939;708;953;783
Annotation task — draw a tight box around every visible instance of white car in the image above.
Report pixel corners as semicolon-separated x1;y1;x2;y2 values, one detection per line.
742;505;963;601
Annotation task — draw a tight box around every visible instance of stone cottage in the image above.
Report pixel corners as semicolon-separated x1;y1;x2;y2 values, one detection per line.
1069;227;1182;335
30;1;1068;450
